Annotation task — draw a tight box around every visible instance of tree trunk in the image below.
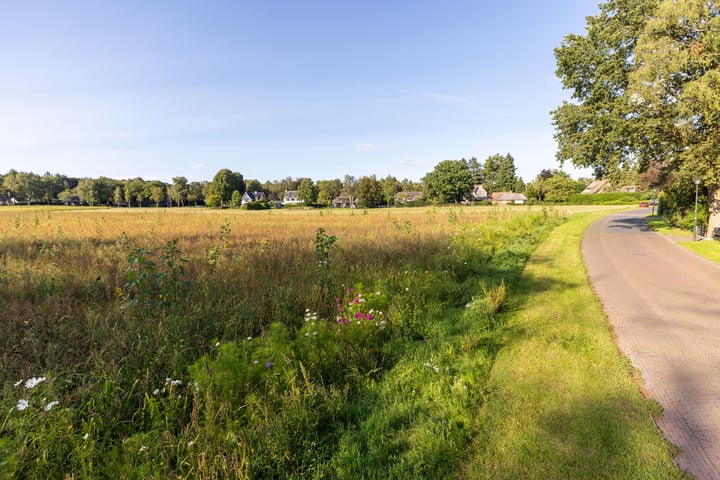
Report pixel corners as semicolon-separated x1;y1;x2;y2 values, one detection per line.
708;186;720;239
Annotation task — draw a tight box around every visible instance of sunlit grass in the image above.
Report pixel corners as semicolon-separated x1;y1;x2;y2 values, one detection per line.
461;212;688;479
0;204;685;478
646;214;720;264
0;205;562;478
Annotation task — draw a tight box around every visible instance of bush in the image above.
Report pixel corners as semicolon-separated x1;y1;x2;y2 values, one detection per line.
242;201;269;210
568;191;646;205
204;193;222;207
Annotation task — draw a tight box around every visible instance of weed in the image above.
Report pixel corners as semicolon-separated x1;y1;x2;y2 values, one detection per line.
314;227;337;269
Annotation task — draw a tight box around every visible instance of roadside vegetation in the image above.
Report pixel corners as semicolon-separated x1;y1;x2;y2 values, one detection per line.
462;212;688;479
648;214;720;265
0;205;685;478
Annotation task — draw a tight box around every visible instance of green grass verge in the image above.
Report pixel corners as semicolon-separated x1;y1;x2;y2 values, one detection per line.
647;215;720;264
461;212;689;479
679;240;720;264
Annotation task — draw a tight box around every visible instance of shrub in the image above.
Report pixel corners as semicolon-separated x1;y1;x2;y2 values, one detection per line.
568;191;646;205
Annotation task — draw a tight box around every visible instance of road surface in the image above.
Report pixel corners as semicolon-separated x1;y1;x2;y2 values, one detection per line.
583;210;720;480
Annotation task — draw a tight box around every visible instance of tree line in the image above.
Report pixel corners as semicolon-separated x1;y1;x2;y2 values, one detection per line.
0;154;598;208
553;0;719;230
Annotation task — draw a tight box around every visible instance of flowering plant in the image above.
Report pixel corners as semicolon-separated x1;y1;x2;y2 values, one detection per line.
335;287;386;330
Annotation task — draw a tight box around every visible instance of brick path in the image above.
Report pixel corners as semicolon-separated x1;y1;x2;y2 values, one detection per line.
583;211;720;480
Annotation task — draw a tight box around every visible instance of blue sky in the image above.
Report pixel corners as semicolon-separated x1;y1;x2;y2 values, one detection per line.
0;1;600;184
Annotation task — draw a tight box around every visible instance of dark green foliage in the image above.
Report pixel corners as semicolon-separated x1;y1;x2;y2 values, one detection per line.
298;178;319;205
422;160;474;204
207;169;245;206
480;153;519;194
568;191;646;205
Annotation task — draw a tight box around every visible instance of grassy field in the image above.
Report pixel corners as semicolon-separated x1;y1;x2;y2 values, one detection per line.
0;205;685;478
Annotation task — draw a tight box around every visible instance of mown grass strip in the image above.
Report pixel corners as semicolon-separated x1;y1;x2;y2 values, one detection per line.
461;212;689;479
647;214;720;264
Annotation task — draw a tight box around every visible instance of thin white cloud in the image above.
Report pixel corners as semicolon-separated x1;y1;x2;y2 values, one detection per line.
400;157;426;168
354;143;379;152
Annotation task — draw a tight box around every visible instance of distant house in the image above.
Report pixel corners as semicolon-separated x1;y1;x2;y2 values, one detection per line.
282;190;301;205
618;185;638;193
470;185;488;202
63;195;82;206
395;191;423;205
581;179;613;194
242;191;267;205
0;195;14;206
490;192;528;205
332;195;357;208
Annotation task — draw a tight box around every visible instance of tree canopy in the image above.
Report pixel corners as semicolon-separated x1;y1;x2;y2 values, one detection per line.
479;154;519;194
422;160;474;204
553;0;720;230
208;169;245;206
298;178;319;205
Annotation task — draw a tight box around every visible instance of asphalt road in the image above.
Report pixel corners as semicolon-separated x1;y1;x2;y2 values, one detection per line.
583;210;720;480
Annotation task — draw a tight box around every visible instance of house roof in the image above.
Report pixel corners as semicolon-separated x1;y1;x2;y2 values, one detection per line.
243;191;266;202
581;179;612;194
490;192;527;202
472;185;488;198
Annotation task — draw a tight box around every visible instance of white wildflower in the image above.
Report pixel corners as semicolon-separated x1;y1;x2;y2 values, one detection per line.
153;389;160;396
44;400;59;411
139;445;148;453
25;377;46;389
14;379;23;388
83;433;90;440
16;399;29;411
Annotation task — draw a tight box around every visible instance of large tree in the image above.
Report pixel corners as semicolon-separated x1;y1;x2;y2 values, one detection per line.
629;0;720;232
422;160;474;204
208;169;244;206
2;170;43;204
316;179;343;207
356;175;383;208
76;178;98;206
40;174;66;205
297;178;319;205
381;175;400;207
480;154;518;194
169;176;188;207
553;0;720;230
552;0;660;179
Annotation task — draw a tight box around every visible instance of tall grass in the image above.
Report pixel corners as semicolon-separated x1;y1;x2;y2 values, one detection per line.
0;205;562;478
1;206;682;478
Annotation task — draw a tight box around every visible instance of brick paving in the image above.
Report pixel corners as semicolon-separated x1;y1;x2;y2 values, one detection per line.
583;212;720;480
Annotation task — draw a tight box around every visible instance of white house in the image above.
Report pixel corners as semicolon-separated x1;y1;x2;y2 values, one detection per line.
282;190;301;205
